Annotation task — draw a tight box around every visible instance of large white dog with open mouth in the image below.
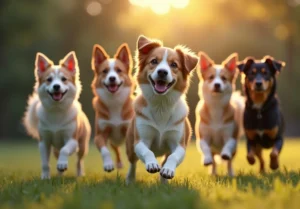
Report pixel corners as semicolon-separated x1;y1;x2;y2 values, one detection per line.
23;51;91;179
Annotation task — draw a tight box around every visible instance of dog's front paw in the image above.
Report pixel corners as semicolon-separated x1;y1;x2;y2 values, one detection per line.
41;172;50;179
221;150;232;160
270;152;279;170
146;162;160;173
247;154;255;165
160;167;175;179
103;162;114;172
57;160;68;172
203;156;213;166
116;161;123;169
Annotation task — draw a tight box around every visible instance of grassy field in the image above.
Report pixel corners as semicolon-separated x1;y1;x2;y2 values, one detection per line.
0;139;300;209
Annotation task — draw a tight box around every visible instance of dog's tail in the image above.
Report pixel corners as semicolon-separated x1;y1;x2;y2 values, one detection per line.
23;93;40;139
231;90;245;138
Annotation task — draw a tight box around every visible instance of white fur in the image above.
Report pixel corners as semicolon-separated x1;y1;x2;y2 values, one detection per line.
150;50;173;84
103;59;122;86
23;63;90;179
196;65;244;176
132;84;188;179
96;86;131;146
100;146;114;171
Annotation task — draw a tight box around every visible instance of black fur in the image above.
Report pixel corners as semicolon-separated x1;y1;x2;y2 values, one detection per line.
238;56;285;152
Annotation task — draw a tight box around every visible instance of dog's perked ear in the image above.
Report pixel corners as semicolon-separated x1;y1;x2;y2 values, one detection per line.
262;55;286;75
60;51;78;74
198;52;214;71
35;52;53;75
92;44;109;72
237;57;255;74
115;43;133;73
137;35;162;55
175;46;199;74
223;53;238;73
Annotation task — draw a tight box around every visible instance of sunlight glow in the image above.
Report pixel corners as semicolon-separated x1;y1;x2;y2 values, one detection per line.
86;1;102;16
129;0;190;15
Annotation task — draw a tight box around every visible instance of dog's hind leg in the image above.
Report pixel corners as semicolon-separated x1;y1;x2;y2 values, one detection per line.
255;145;265;173
110;143;123;169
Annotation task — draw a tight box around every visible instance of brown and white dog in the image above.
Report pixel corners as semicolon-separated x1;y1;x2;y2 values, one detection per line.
126;35;199;183
195;52;244;176
91;44;134;172
23;52;91;179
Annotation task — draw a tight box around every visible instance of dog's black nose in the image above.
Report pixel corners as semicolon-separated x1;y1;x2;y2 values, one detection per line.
255;81;263;88
214;83;221;89
53;84;60;91
109;76;116;82
157;69;168;77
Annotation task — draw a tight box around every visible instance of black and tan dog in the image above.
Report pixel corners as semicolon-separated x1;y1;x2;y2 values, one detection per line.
238;56;285;173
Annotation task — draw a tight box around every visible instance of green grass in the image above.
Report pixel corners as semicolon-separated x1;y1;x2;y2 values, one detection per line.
0;139;300;209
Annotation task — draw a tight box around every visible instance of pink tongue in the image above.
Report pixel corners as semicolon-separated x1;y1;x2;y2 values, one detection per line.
154;81;167;93
53;93;62;101
108;85;118;93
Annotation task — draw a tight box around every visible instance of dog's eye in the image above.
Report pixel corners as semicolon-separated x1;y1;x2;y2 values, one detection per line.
103;69;108;74
116;68;122;73
221;76;227;81
47;77;53;82
61;77;67;82
209;75;214;80
170;62;178;68
150;58;158;65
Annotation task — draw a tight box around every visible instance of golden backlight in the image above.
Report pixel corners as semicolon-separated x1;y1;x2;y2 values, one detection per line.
129;0;190;15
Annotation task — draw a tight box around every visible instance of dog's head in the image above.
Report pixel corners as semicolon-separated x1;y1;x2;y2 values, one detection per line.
91;44;133;94
198;52;238;95
238;56;285;92
135;35;198;96
35;52;80;106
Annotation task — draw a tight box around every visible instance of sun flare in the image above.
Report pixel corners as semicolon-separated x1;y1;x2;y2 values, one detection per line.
129;0;190;15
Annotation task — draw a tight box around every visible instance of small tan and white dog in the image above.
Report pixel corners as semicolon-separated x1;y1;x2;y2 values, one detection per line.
23;52;91;179
91;44;134;172
195;52;244;176
126;35;199;183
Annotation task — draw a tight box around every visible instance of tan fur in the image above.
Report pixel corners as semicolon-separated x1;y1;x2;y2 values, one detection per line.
91;44;134;169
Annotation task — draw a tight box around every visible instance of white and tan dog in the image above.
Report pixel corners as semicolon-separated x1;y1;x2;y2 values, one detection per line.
126;35;199;183
23;52;91;179
91;44;134;172
195;52;244;176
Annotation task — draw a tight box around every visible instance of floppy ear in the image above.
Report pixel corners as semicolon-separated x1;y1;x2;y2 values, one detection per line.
263;55;285;74
60;51;78;74
92;44;109;71
35;52;53;74
137;35;162;55
223;53;238;73
175;46;199;73
198;52;214;71
237;57;255;74
115;43;132;72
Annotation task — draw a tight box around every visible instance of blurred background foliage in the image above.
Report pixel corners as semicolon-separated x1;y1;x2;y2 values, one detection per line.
1;0;300;139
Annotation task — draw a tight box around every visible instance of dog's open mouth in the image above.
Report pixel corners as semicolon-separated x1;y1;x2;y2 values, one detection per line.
149;76;175;94
48;91;67;101
105;82;123;93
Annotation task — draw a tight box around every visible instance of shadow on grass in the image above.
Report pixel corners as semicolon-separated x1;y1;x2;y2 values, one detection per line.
213;169;300;192
0;172;210;209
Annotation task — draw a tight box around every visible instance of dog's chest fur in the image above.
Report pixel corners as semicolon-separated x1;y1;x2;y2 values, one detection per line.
97;87;131;143
37;102;79;149
136;86;188;156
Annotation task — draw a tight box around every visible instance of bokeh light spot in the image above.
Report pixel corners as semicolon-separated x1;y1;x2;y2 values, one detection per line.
170;0;189;9
86;1;102;16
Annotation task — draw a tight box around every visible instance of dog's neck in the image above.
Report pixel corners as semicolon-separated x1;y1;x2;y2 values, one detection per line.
139;84;182;112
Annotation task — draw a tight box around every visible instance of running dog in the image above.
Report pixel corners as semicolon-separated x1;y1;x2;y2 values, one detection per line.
238;56;285;173
23;52;91;179
195;52;244;176
91;44;134;172
126;35;199;183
